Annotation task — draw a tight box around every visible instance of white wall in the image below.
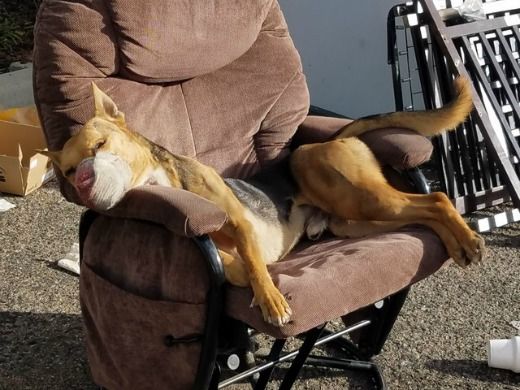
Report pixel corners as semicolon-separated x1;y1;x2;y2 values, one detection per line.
0;66;34;109
279;0;402;118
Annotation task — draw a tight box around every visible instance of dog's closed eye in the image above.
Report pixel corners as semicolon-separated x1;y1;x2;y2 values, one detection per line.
64;167;76;177
94;140;106;151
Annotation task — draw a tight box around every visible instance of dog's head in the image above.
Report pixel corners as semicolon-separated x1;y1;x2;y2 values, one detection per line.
39;84;150;210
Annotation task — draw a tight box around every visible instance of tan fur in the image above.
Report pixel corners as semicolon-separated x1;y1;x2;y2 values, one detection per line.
41;83;292;327
290;76;484;267
41;78;484;327
335;76;473;139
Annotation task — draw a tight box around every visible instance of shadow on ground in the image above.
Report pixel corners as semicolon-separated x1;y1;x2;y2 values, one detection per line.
483;231;520;248
426;359;520;387
0;310;375;390
0;312;96;389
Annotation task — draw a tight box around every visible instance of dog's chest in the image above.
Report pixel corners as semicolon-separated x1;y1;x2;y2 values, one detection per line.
240;204;308;264
141;166;172;186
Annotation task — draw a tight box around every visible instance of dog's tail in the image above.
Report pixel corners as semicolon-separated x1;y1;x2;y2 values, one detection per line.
335;76;473;139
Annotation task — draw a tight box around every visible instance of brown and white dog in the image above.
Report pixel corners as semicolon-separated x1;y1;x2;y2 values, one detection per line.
39;78;484;326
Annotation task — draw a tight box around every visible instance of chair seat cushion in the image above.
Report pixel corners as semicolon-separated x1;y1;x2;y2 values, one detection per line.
225;227;449;338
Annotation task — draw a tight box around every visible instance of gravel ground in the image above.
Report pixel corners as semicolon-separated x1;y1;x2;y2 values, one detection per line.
0;179;519;389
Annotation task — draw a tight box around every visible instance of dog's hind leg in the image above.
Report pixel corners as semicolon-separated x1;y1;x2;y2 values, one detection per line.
359;190;485;266
292;138;484;267
328;217;468;265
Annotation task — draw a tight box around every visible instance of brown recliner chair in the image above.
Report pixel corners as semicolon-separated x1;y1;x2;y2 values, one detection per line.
33;1;448;389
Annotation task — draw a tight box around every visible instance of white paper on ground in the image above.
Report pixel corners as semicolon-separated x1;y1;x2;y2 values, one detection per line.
57;242;80;275
0;198;15;212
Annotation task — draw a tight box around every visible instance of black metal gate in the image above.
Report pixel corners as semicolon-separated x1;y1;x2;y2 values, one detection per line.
388;0;520;231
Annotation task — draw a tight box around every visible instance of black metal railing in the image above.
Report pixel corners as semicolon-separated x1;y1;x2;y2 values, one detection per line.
387;0;520;231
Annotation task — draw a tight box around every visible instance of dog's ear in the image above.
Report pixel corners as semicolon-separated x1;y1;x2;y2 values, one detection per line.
91;82;126;124
36;149;62;166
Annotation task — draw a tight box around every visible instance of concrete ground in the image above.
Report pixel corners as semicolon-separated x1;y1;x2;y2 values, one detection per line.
0;178;519;389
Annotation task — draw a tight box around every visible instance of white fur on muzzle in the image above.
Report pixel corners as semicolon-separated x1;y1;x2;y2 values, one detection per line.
75;151;132;210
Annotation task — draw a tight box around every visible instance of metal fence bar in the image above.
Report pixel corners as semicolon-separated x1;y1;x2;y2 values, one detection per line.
387;1;520;230
459;36;520;160
422;0;520;207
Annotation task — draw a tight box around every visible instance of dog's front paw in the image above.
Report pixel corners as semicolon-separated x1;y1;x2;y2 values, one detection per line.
251;282;292;327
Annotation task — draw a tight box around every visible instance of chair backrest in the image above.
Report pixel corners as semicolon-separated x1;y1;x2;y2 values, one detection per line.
33;0;310;199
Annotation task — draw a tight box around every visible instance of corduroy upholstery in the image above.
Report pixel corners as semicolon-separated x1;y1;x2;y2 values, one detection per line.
227;228;447;339
295;115;434;169
33;0;447;388
33;0;310;203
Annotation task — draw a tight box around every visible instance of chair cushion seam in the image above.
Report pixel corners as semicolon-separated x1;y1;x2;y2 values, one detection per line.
179;83;197;156
253;69;301;169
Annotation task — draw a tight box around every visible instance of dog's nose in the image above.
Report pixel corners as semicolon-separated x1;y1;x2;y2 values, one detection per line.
75;159;95;196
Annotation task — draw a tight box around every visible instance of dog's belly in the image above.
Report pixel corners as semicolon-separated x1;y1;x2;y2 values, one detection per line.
225;161;308;264
241;205;307;264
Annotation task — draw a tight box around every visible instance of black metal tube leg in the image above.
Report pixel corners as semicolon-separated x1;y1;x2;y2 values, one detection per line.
209;363;221;390
253;338;287;390
304;356;386;390
278;324;326;390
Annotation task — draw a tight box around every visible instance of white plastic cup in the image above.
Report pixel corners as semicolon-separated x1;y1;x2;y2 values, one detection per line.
487;336;520;373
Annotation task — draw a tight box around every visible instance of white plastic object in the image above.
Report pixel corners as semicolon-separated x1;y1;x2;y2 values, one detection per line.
374;300;384;309
0;198;15;212
487;336;520;373
57;243;80;275
226;354;240;370
456;0;486;22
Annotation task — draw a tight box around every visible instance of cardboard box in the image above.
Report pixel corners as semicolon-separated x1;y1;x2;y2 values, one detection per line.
0;107;54;196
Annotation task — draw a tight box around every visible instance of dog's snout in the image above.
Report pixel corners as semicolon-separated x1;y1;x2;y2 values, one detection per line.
75;159;95;194
72;152;132;210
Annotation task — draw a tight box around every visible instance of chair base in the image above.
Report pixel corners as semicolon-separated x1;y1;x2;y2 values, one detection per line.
214;319;387;390
304;356;385;390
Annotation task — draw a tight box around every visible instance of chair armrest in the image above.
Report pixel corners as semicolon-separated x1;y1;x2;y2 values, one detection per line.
359;128;434;170
79;188;226;390
293;115;434;169
101;186;228;237
292;115;352;146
